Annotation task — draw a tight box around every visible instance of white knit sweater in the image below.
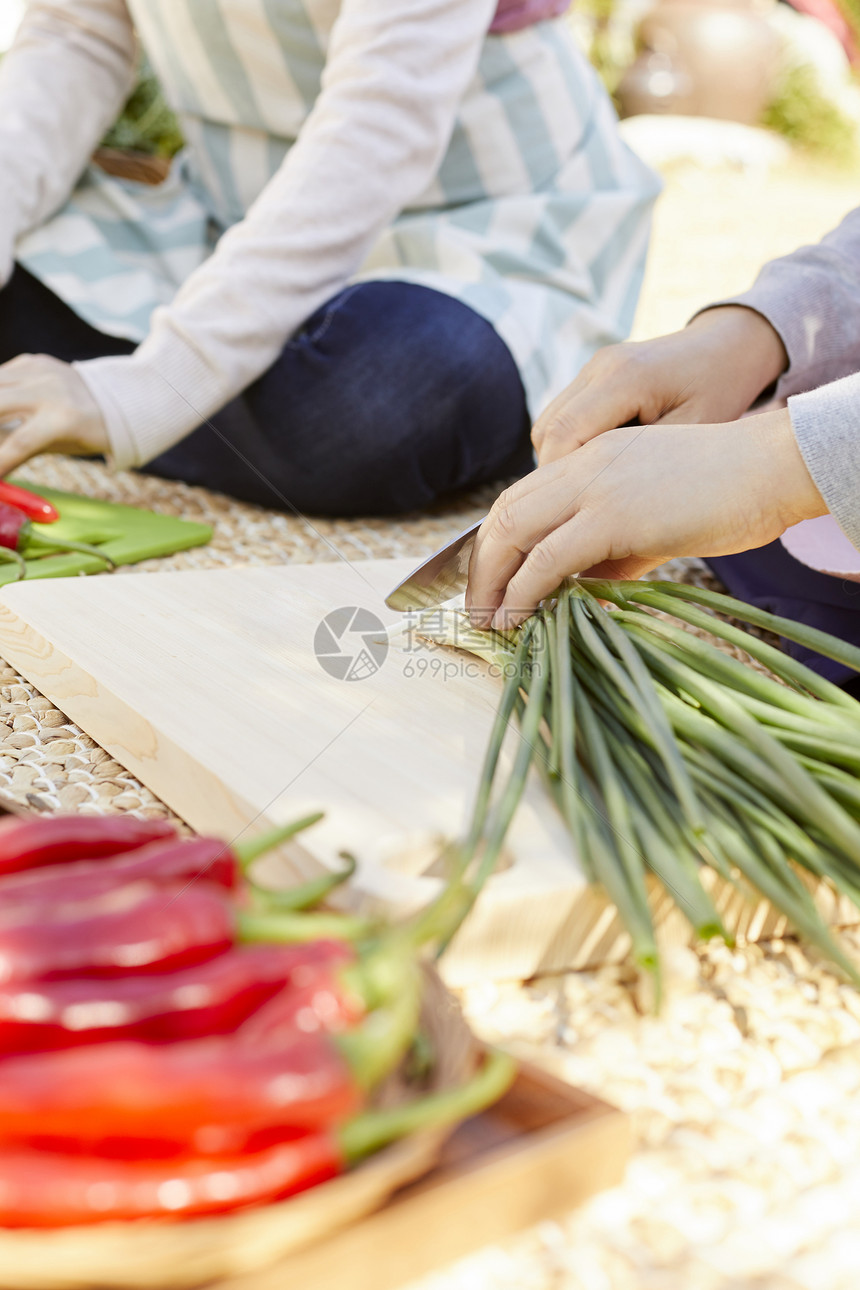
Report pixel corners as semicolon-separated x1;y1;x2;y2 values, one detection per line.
0;0;498;465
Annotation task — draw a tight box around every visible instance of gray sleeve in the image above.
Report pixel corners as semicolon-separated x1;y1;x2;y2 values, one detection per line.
787;372;860;553
720;205;860;401
710;207;860;552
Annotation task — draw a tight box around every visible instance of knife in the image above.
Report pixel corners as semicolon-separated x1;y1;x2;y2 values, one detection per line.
385;519;484;612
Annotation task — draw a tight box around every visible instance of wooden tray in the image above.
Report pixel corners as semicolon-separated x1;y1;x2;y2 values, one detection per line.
217;1063;629;1290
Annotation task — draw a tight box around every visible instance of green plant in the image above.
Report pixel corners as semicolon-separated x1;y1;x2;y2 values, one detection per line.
101;67;184;158
762;62;858;164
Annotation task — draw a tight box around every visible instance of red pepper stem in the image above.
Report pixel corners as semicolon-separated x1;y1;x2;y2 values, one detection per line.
25;538;117;571
338;1047;517;1165
335;957;422;1091
383;873;475;959
236;907;374;944
250;850;356;911
233;813;325;868
0;548;25;580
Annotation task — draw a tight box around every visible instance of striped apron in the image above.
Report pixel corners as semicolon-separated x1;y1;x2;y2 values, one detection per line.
16;2;660;420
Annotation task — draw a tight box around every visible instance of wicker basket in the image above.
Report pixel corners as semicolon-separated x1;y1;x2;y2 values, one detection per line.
0;968;476;1290
92;148;171;185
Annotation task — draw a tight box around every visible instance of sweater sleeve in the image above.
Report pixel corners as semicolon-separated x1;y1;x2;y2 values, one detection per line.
721;205;860;401
708;207;860;554
787;373;860;553
76;0;498;471
0;1;138;286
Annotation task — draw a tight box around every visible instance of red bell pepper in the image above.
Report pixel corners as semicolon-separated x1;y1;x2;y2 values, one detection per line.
0;814;175;877
0;836;241;912
0;882;234;983
0;959;423;1151
0;500;114;572
0;1049;515;1226
0;815;340;913
237;964;365;1043
0;1028;362;1147
0;1136;341;1226
0;941;354;1053
0;482;58;523
0;1135;341;1227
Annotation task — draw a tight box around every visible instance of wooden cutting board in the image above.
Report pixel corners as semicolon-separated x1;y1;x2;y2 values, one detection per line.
0;557;852;984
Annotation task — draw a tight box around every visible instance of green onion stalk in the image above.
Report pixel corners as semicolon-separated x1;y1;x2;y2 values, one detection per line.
416;577;860;1001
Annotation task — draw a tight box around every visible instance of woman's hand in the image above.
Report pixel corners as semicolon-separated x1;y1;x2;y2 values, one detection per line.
0;355;109;475
467;407;827;630
532;306;789;466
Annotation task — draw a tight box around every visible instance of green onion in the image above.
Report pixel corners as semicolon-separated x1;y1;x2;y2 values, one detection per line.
424;572;860;1001
572;591;704;834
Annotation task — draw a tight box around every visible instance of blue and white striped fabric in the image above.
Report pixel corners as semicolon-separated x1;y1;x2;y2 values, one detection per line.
17;2;660;420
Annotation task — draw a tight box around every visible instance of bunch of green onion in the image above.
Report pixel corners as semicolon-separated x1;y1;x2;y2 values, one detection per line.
423;580;860;1002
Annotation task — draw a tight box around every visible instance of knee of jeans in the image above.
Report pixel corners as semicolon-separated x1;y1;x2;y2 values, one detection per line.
274;405;435;516
261;285;529;513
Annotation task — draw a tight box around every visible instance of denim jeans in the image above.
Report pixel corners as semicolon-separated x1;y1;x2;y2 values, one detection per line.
0;267;533;516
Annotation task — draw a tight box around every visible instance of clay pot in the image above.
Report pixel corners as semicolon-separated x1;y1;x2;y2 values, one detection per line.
616;50;696;116
618;0;780;124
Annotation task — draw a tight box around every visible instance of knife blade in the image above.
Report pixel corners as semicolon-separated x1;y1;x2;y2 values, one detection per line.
384;519;484;612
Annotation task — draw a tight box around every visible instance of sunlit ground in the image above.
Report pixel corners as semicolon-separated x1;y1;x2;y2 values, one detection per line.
633;154;857;341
